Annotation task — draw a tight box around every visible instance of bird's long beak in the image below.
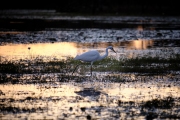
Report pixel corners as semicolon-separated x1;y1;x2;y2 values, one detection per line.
111;48;116;53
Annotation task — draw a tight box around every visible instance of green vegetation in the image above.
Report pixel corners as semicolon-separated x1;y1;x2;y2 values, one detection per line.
0;54;180;75
93;54;180;74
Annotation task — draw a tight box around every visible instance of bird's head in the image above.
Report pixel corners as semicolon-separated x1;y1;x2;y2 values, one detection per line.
108;46;116;53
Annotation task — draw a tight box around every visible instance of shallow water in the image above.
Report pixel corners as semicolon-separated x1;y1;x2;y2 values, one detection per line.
0;74;180;119
0;10;180;119
0;39;180;61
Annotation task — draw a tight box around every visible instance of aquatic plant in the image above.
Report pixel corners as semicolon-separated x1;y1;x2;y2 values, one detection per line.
0;53;180;83
142;97;175;109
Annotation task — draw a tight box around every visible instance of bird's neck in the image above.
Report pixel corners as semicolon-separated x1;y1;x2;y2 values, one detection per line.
98;48;109;61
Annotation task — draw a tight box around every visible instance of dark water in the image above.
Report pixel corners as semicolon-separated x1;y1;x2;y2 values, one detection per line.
0;10;180;119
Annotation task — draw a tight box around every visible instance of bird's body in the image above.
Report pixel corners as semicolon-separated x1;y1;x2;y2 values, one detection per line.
73;46;116;75
75;50;100;63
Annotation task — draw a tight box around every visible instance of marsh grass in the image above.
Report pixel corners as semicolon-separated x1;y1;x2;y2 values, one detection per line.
91;54;180;75
0;54;180;75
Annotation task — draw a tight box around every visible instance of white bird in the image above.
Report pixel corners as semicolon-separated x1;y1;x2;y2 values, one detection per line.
73;46;116;76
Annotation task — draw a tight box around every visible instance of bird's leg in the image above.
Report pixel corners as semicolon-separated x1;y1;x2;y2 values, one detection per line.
72;64;79;75
91;65;92;76
90;62;93;76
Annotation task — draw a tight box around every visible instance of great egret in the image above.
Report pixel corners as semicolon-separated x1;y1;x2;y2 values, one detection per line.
73;46;116;76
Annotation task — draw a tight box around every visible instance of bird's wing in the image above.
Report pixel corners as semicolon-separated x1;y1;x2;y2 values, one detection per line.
74;50;100;62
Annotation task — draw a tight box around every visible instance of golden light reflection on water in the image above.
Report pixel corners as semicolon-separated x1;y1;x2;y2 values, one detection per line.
126;40;153;50
1;82;179;103
0;31;26;35
0;84;79;98
137;25;143;31
0;42;79;60
0;40;154;61
0;81;179;119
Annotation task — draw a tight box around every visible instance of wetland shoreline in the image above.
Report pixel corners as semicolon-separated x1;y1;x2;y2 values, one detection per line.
0;10;180;119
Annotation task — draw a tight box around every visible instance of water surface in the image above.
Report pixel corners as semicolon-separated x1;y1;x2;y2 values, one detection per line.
0;10;180;119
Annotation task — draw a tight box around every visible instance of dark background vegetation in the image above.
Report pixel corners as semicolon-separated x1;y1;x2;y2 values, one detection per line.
1;0;180;16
